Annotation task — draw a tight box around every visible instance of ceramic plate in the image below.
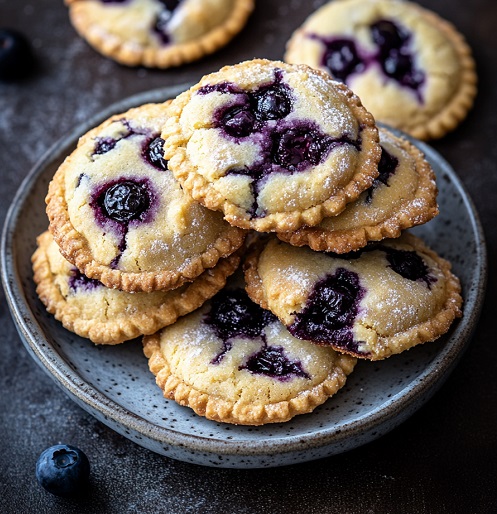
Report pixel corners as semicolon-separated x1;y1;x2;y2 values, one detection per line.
1;86;487;469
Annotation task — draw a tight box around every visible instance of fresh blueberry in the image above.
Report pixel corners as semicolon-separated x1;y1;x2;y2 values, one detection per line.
99;180;151;223
0;28;34;81
35;444;90;497
146;137;168;170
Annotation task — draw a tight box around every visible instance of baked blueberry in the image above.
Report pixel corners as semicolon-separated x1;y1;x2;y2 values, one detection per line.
382;246;436;287
35;444;90;497
0;28;34;80
68;268;102;292
220;104;256;138
322;39;364;82
205;288;277;342
289;268;365;354
240;344;310;380
365;145;399;202
252;83;293;121
99;180;151;223
145;136;168;170
154;0;183;44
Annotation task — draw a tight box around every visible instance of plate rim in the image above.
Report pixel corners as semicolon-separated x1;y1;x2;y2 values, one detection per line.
1;86;488;459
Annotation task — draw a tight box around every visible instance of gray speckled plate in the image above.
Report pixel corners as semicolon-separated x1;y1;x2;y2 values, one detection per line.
1;86;487;468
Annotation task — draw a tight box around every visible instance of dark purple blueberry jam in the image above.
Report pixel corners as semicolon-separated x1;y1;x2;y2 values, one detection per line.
311;18;425;98
154;0;182;44
382;246;436;287
205;287;278;365
220;104;256;138
371;20;406;50
205;71;295;138
251;83;293;121
145;137;168;171
197;82;244;96
94;137;117;155
205;288;277;342
98;181;151;223
288;268;368;356
68;268;102;292
271;125;335;172
365;145;399;202
239;345;310;381
322;39;364;82
371;19;424;93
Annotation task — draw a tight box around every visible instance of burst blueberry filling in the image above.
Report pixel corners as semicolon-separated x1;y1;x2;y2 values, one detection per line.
154;0;182;44
204;288;309;380
239;344;310;381
289;268;368;356
382;246;436;287
199;70;362;217
365;145;399;203
68;268;102;292
311;18;425;99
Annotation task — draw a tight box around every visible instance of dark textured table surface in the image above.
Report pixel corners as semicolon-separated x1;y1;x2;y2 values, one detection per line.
1;1;496;512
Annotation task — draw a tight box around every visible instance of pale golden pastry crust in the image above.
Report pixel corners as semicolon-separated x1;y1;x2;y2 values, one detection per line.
284;0;477;140
33;231;241;344
46;102;246;293
277;128;439;253
244;233;463;360
66;0;254;68
143;277;356;425
162;59;381;233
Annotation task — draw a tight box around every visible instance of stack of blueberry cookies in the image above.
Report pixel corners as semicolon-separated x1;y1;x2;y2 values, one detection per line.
34;0;472;426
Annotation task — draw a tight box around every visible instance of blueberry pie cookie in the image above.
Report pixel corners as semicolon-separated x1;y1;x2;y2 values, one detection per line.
32;231;241;344
65;0;254;68
143;274;356;425
162;59;381;232
284;0;477;140
244;234;462;360
46;102;246;293
277;127;438;253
